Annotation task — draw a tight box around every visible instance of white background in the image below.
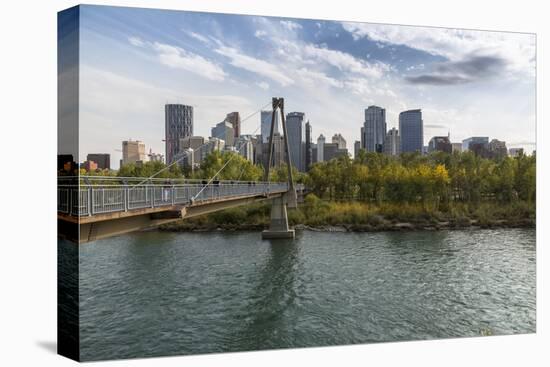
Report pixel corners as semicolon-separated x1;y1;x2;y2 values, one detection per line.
0;0;547;365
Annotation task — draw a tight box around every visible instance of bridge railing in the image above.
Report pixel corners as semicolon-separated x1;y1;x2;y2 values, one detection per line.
58;178;292;217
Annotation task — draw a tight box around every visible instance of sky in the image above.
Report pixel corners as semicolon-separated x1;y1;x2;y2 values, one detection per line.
75;5;536;168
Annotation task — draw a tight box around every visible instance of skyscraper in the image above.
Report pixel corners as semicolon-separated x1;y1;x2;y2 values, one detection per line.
462;136;489;151
165;104;193;164
211;121;235;147
354;140;361;159
332;133;347;149
428;136;452;153
383;128;401;156
121;140;146;166
399;109;423;153
362;106;386;153
305;121;312;171
180;136;205;165
286;112;306;171
489;139;508;159
235;136;254;162
261;110;279;143
317;134;325;163
224;112;241;138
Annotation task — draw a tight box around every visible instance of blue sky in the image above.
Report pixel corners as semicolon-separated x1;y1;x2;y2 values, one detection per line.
75;5;536;167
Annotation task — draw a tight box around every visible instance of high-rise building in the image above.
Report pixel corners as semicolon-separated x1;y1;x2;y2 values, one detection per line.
261;110;280;143
147;149;164;163
428;136;452;153
173;148;194;170
180;136;205;150
489;139;508;159
317;134;325;163
383;128;401;156
332;133;347;149
86;153;110;170
262;133;286;169
354;140;361;159
121;140;146;166
462;137;489;152
235;136;254;162
224;112;241;137
362;106;386;153
323;143;349;161
305;121;313;171
509;147;524;157
165;104;193;164
180;136;205;165
399;109;423;153
286;112;306;171
199;137;225;162
212;121;235;147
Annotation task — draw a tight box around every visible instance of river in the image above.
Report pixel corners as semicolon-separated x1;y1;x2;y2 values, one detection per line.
65;228;535;361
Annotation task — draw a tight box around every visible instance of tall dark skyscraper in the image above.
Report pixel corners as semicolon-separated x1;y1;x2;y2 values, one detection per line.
165;104;193;164
305;121;312;171
286;112;306;171
399;109;423;153
362;106;386;153
224;112;241;138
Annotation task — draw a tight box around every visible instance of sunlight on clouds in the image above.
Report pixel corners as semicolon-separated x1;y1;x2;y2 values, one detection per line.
128;36;145;47
126;38;227;82
341;22;535;78
256;81;270;90
280;20;302;31
187;31;210;44
215;45;294;87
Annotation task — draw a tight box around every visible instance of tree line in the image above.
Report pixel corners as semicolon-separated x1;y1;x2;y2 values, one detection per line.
82;149;535;211
306;150;535;209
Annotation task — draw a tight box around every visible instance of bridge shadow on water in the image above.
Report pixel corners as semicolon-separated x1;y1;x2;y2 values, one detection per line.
227;237;300;352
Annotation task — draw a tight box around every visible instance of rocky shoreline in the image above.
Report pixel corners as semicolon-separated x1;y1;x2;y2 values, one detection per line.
158;218;535;233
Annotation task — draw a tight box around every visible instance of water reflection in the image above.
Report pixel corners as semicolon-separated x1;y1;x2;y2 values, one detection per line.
231;238;299;350
77;229;536;360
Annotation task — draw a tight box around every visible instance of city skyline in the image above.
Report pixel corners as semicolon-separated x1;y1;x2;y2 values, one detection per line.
75;5;536;168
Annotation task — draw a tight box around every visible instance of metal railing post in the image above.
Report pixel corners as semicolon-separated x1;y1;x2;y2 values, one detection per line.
68;188;72;215
171;186;175;205
124;186;129;212
88;187;93;216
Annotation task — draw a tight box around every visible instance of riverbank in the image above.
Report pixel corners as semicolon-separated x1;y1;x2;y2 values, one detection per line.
158;199;535;233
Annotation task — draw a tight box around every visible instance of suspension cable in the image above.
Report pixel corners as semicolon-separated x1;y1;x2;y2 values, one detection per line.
128;101;271;190
190;122;263;201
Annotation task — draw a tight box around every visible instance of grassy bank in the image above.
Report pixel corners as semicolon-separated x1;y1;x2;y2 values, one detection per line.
159;195;535;232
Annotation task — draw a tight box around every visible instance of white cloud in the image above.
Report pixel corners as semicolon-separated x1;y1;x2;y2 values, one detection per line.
187;31;210;44
280;20;302;31
215;46;294;86
302;44;389;79
128;36;145;47
127;36;226;81
341;22;535;77
297;68;343;89
152;42;226;82
256;81;270;90
254;30;267;38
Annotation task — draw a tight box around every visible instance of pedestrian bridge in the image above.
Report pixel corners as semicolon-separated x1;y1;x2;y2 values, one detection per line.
58;176;300;243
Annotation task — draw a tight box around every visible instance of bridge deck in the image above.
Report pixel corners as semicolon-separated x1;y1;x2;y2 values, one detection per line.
58;180;290;220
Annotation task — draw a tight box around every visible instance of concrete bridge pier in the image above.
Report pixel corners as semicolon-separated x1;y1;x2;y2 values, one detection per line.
262;195;295;239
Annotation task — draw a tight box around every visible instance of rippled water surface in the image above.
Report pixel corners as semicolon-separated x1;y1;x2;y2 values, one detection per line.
77;229;535;360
